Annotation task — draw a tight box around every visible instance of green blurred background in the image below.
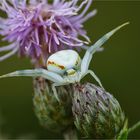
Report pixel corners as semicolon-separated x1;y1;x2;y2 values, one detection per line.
0;1;140;139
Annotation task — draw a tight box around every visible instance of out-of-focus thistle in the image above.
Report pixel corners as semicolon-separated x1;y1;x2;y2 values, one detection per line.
33;77;74;133
72;83;125;139
0;0;96;64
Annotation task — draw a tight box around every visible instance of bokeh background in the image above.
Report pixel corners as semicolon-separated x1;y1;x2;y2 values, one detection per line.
0;1;140;139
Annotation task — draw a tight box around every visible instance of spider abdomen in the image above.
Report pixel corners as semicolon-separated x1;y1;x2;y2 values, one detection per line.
47;50;81;75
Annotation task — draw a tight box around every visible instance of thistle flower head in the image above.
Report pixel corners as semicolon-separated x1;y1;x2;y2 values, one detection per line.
33;77;74;133
72;83;125;138
0;0;96;64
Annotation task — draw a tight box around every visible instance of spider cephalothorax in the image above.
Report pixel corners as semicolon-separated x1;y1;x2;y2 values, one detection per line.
0;22;129;100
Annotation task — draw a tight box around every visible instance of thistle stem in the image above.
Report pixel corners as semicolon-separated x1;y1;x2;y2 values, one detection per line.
128;121;140;134
63;128;78;140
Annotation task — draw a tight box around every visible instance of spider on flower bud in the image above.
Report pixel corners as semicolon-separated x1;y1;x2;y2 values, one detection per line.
0;22;129;101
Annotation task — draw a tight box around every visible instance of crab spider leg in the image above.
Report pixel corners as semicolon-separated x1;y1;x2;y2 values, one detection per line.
80;22;129;75
85;70;104;89
0;68;64;83
52;82;67;101
52;83;60;102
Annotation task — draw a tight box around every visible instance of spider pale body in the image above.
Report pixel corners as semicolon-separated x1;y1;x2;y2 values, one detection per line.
47;50;81;75
0;22;129;101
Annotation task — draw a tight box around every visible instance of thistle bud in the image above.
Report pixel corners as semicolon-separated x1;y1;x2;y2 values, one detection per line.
72;83;125;139
33;77;73;134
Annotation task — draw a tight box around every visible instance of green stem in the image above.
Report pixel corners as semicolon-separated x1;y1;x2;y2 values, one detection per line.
63;128;78;140
128;121;140;135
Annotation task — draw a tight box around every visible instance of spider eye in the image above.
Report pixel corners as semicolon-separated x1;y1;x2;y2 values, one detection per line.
47;50;81;75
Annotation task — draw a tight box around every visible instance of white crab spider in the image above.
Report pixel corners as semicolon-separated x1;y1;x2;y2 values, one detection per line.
0;22;129;101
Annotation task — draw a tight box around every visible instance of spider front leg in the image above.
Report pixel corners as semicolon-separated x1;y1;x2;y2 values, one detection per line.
0;69;65;101
80;22;129;75
80;22;129;88
0;68;64;83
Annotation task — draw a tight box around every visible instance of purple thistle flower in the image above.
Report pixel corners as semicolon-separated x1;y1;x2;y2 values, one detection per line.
0;0;96;64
